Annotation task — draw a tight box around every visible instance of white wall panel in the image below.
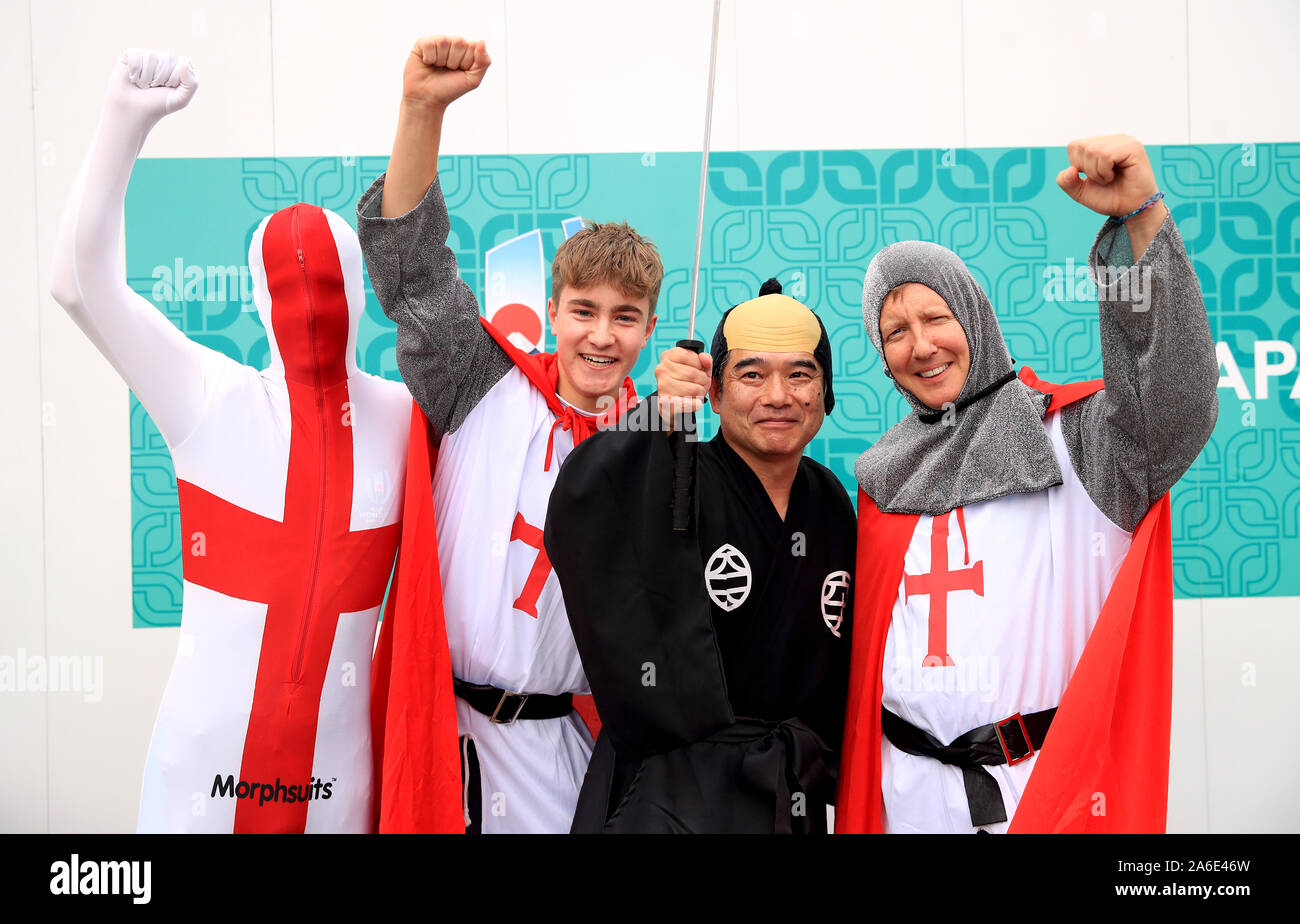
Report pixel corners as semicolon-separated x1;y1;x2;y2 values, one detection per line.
963;0;1190;147
1188;0;1300;143
31;0;274;159
1202;596;1300;832
503;0;735;154
711;0;742;153
0;0;50;834
270;0;508;158
734;0;964;152
1167;599;1209;833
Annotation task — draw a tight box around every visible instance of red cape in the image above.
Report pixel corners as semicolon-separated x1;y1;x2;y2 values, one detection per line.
835;368;1174;834
369;402;464;833
370;323;633;832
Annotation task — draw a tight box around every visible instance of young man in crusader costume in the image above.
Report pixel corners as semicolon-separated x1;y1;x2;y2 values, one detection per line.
837;135;1218;833
358;35;663;833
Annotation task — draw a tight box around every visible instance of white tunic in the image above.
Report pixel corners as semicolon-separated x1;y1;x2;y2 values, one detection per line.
880;412;1133;833
433;367;595;833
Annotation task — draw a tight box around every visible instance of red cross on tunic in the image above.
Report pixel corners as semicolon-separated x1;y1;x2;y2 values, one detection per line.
176;205;399;833
903;507;983;667
509;512;552;619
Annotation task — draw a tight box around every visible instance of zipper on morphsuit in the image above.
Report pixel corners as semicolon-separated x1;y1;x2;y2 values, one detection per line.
290;206;330;684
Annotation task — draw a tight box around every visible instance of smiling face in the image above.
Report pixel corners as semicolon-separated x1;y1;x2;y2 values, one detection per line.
878;282;971;410
709;349;826;467
547;280;656;412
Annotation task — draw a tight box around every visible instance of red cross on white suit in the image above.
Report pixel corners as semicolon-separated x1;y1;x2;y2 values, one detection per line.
178;205;400;833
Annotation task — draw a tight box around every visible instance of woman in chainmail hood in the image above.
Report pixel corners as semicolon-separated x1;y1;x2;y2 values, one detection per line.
836;135;1220;835
855;239;1061;516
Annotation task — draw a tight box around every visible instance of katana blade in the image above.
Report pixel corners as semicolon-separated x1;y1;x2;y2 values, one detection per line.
672;0;723;533
686;0;722;342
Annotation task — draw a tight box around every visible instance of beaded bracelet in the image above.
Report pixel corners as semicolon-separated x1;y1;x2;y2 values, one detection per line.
1114;191;1164;224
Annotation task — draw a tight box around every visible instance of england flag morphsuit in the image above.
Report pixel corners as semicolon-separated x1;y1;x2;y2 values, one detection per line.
50;50;421;832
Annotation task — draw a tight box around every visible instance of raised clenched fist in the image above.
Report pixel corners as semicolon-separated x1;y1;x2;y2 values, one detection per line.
1055;134;1159;218
402;35;491;110
108;49;198;122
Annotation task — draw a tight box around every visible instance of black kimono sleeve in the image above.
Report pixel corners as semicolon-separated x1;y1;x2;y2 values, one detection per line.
543;400;734;758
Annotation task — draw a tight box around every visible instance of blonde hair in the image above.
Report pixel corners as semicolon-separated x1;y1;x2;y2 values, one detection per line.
551;221;663;314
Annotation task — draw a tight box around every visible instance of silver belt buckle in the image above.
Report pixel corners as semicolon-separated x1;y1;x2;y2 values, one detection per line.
489;690;529;725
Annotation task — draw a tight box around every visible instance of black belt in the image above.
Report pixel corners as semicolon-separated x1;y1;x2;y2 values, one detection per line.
881;706;1056;828
453;677;574;724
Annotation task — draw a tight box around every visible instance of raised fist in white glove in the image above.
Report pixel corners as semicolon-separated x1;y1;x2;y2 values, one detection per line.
107;48;198;124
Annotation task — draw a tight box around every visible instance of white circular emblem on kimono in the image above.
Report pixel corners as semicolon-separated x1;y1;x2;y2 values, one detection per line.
705;543;752;612
821;570;851;637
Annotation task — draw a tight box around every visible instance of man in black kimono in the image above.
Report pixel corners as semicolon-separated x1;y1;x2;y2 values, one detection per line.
544;280;856;833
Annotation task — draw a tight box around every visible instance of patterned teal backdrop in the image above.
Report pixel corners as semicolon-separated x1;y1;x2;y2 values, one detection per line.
124;145;1300;626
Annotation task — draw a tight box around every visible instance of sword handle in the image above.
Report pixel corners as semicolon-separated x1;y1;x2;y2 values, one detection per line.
671;338;706;533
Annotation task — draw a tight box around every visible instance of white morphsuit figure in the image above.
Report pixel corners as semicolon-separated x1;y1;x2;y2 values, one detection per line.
50;50;414;833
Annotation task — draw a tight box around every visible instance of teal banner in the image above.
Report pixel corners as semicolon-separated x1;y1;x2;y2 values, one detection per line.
124;145;1300;625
